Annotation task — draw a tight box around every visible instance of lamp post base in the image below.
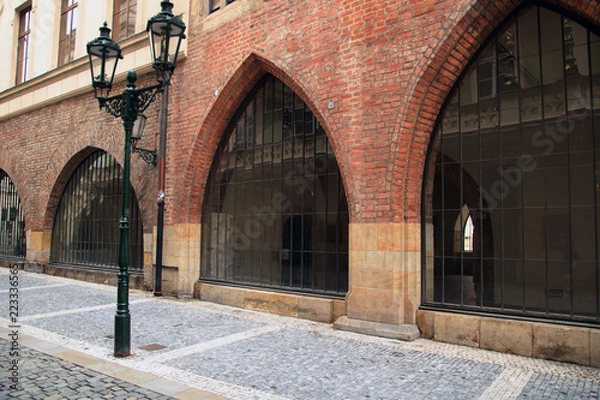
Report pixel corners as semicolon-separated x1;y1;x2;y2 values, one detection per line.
114;313;131;357
114;268;131;357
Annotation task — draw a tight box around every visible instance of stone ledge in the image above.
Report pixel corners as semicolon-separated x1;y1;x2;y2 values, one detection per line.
194;282;345;323
0;262;146;290
0;260;26;269
416;309;599;367
43;264;145;290
334;316;420;341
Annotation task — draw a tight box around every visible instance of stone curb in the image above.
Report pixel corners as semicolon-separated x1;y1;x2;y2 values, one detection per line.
0;326;227;400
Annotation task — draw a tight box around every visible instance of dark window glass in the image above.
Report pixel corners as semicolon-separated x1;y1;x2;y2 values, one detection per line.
0;170;26;259
201;75;349;295
50;151;143;270
16;5;32;85
209;0;236;13
209;0;221;13
423;5;600;324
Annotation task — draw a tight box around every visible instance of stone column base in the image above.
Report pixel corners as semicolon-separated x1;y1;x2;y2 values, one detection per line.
334;316;420;341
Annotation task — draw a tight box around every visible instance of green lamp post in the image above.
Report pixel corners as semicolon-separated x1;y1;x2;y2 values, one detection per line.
86;1;186;357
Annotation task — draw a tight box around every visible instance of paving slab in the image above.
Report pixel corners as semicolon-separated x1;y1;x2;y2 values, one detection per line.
1;268;600;400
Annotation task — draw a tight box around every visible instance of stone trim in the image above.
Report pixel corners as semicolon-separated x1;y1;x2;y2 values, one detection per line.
0;262;145;290
417;309;600;367
194;282;346;323
334;316;420;341
347;222;421;325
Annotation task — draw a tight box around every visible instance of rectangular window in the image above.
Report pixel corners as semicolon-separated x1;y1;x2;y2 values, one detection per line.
58;0;78;66
112;0;137;40
16;5;32;84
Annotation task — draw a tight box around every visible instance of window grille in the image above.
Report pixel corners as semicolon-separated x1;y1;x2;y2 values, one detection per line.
423;4;600;324
201;75;349;295
0;171;25;259
50;150;143;270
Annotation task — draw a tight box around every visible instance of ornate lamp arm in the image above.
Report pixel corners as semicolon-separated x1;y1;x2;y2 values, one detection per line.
97;83;163;118
132;146;158;166
135;83;163;113
97;93;123;118
95;72;164;165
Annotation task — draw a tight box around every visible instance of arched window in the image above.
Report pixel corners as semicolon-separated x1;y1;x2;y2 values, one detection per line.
201;74;349;295
453;205;474;253
0;170;25;259
423;4;600;324
463;215;474;253
50;150;143;269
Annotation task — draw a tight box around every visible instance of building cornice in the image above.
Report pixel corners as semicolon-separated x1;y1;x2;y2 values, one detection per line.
0;32;186;122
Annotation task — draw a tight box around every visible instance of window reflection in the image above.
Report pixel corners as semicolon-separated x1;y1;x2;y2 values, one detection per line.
424;5;600;322
201;75;349;295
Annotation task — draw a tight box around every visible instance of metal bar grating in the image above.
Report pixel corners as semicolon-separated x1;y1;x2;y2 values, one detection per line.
424;4;600;324
50;150;143;270
0;170;26;259
201;74;349;296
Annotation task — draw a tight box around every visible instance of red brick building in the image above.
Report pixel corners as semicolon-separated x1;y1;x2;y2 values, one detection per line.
1;0;599;366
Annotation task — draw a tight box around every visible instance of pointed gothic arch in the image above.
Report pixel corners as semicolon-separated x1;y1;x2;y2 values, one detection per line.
200;74;349;295
181;52;355;226
422;2;600;324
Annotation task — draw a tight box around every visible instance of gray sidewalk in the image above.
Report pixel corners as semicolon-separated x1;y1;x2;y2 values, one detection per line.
1;268;599;399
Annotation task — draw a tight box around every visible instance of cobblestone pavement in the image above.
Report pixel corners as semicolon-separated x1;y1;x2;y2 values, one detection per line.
1;268;600;399
0;340;173;399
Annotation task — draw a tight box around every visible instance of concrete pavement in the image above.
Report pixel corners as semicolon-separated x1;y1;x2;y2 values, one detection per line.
1;267;599;399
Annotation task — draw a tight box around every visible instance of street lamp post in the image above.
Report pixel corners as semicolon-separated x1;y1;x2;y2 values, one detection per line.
86;1;185;358
147;1;186;297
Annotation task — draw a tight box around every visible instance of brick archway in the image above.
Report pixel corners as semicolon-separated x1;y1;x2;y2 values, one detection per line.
180;52;355;225
43;141;156;235
417;0;600;315
389;0;600;224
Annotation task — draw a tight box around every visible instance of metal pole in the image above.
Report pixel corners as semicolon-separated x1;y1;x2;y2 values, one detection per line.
114;71;137;357
154;82;168;296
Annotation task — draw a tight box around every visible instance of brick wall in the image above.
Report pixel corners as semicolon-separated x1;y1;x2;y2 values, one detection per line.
168;0;600;228
1;0;598;234
0;74;161;234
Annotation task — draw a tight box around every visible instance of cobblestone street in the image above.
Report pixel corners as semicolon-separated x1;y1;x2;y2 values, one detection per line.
1;269;599;399
0;341;173;399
